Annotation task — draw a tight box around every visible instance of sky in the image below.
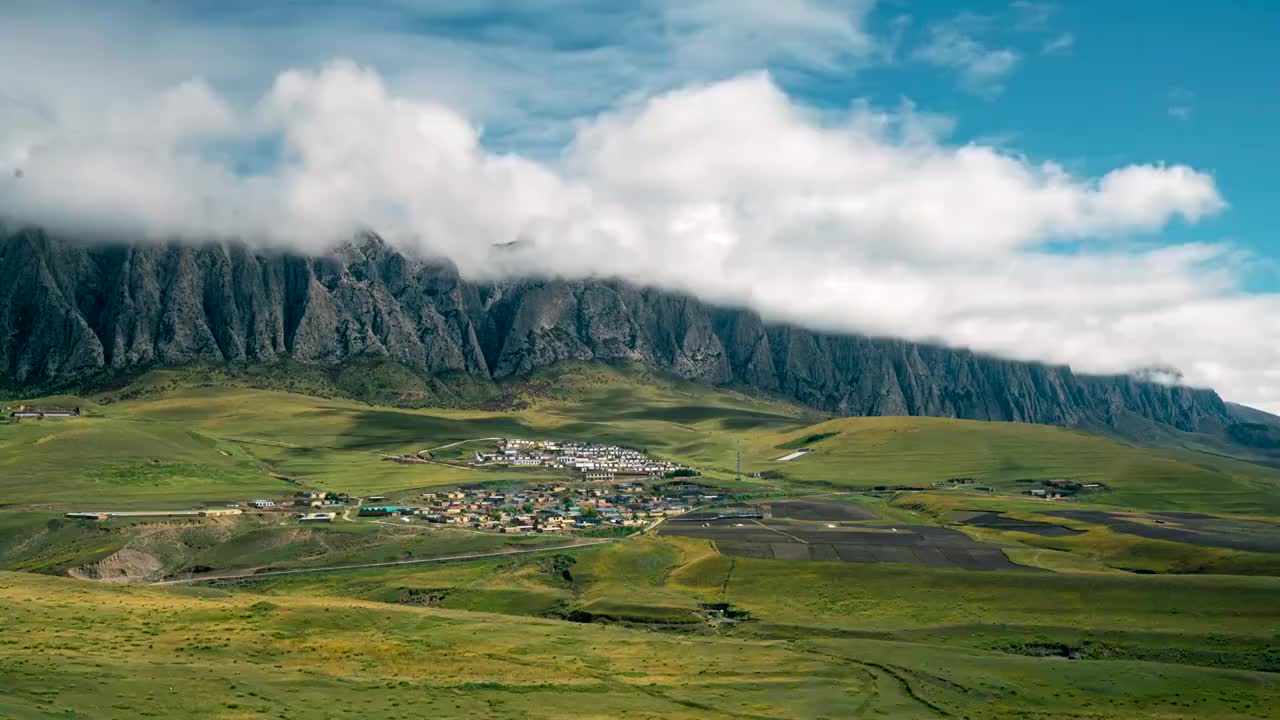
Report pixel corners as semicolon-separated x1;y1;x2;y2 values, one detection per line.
1;1;1279;411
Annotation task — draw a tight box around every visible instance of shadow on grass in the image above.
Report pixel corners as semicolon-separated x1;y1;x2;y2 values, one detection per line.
337;410;535;449
610;405;805;430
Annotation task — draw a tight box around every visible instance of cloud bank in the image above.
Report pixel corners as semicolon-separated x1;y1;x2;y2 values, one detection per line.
1;3;1278;414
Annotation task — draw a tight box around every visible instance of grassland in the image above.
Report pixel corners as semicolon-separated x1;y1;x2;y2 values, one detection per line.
5;361;1280;578
9;362;1280;512
892;491;1280;575
239;532;1280;688
0;406;280;506
747;416;1280;516
3;364;1280;716
3;569;1278;719
1;363;819;503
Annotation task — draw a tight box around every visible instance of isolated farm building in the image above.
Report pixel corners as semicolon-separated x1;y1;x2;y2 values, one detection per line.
11;405;80;419
11;407;80;417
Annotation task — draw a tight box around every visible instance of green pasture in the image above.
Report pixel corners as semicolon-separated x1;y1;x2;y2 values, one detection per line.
3;569;1278;719
249;533;1280;677
743;415;1280;516
7;362;1280;516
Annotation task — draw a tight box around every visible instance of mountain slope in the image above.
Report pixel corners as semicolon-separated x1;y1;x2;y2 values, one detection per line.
0;227;1230;433
1228;401;1280;427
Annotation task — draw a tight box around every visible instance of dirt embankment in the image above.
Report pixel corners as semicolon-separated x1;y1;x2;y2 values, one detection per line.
69;516;252;583
71;548;167;583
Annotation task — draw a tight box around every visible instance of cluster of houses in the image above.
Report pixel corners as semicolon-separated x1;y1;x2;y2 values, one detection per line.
8;405;80;420
246;491;354;510
238;491;356;522
359;480;723;533
472;439;690;481
1023;478;1107;498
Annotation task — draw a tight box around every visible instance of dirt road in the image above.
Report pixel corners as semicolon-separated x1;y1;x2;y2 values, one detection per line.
150;538;615;586
416;437;504;460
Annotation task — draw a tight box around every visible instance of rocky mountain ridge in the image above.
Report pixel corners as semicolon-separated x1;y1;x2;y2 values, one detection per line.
0;228;1231;433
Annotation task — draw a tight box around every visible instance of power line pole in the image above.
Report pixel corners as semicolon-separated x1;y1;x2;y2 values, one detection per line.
736;443;741;484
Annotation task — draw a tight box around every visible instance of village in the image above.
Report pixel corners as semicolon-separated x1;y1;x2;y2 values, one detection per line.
362;478;720;533
62;436;717;534
469;438;690;481
64;480;722;533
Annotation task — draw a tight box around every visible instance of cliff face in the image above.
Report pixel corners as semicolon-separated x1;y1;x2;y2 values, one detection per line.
0;228;1230;432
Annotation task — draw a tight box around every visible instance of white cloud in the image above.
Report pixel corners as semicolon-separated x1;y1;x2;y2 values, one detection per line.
1010;1;1056;31
913;18;1020;97
663;0;877;73
1168;87;1195;120
1041;33;1074;55
4;62;1273;411
0;0;883;155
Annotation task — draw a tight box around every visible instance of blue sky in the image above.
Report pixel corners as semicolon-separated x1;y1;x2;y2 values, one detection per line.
864;1;1279;290
2;0;1279;409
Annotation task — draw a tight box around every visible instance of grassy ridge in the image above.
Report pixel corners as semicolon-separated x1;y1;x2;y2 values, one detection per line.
747;416;1280;515
0;410;280;505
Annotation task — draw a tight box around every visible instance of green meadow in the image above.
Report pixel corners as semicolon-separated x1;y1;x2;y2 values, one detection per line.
744;415;1280;516
7;362;1280;513
3;569;1279;719
244;534;1280;669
